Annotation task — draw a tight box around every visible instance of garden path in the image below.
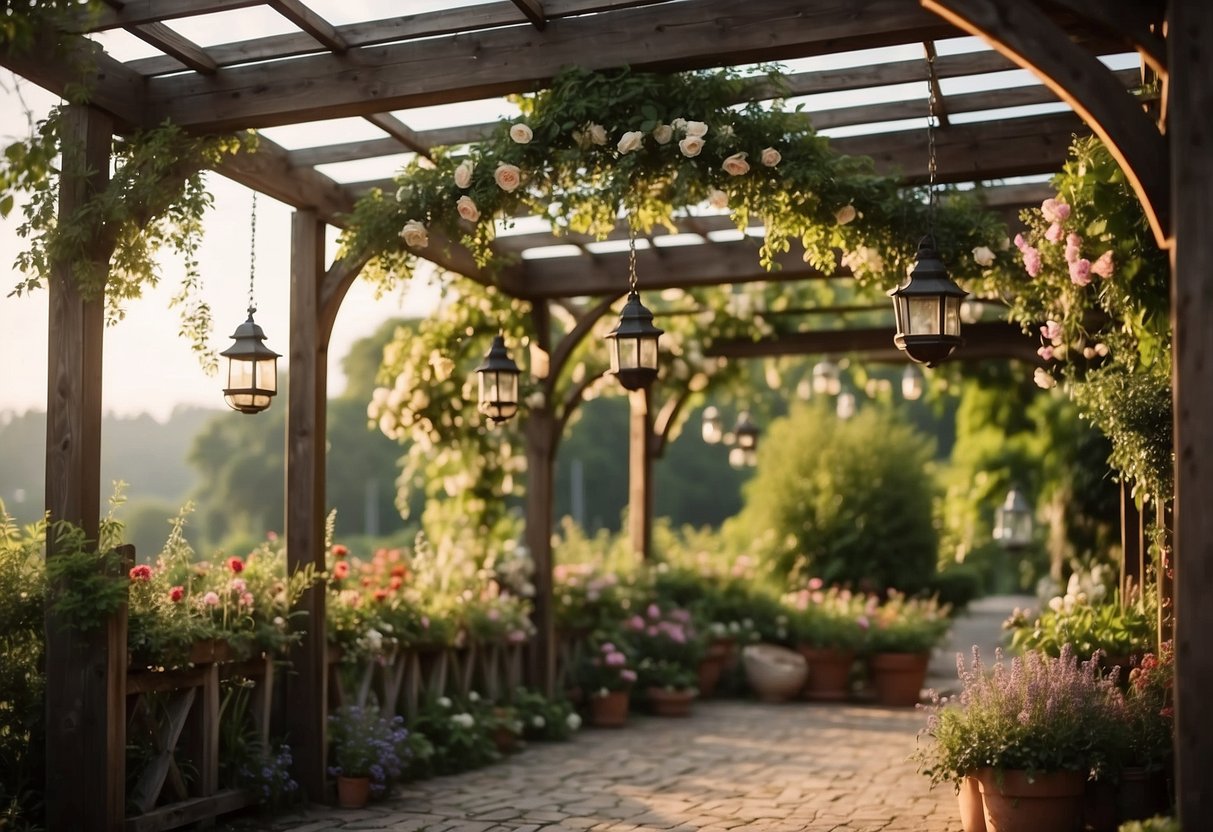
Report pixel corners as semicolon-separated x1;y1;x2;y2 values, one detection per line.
229;595;1032;832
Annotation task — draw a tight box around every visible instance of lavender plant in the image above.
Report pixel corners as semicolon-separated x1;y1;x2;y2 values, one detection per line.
327;705;411;797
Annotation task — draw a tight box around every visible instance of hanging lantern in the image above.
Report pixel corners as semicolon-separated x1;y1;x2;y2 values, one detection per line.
733;410;759;467
812;359;841;396
606;291;663;390
220;310;279;415
889;238;968;367
701;406;724;444
836;391;856;421
475;335;521;423
993;488;1034;550
901;364;924;401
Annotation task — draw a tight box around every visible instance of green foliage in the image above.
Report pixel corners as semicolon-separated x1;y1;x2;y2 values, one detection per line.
44;493;128;633
730;403;939;592
864;592;950;654
510;688;581;741
1118;818;1179;832
1123;643;1174;773
782;584;868;651
1006;597;1155;662
923;565;984;612
409;697;499;776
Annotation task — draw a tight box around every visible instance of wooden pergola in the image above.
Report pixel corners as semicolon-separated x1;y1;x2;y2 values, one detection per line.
8;1;1210;829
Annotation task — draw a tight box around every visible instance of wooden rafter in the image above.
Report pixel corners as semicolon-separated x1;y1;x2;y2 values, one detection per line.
511;0;547;29
267;0;347;52
126;22;218;74
74;0;263;31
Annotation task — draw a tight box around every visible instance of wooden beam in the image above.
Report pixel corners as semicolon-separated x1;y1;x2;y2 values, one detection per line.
218;137;356;226
127;22;219;74
923;0;1171;245
1038;0;1166;76
1120;480;1145;603
268;0;348;52
144;0;958;131
362;113;432;158
1169;0;1213;821
44;104;124;832
75;0;263;31
832;111;1087;184
285;209;329;803
511;0;548;29
703;321;1039;363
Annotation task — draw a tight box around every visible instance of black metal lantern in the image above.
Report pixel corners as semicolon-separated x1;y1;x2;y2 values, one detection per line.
889;238;968;367
993;488;1034;550
732;410;759;467
606;292;663;390
475;335;521;423
702;406;724;444
220;309;280;415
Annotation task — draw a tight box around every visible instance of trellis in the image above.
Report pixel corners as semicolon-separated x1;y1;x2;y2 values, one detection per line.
5;1;1208;830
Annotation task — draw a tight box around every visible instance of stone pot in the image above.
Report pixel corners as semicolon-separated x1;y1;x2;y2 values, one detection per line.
742;644;807;703
977;768;1085;832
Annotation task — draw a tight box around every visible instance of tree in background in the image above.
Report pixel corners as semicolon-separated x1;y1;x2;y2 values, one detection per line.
727;402;938;592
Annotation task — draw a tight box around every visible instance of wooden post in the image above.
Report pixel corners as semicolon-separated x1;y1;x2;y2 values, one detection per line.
1120;481;1144;605
1169;0;1213;822
524;407;557;696
627;388;654;560
1156;500;1174;646
285;210;329;802
43;105;124;832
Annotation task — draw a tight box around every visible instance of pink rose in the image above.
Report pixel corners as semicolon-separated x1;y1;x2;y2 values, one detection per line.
1091;250;1114;279
1045;222;1063;243
708;188;728;209
1041;198;1071;223
620;669;637;683
1040;320;1062;341
456;195;480;222
454;160;473;189
494;163;521;192
1069;258;1092;286
760;147;781;167
509;122;533;144
240;592;254;607
400;219;428;249
722;152;750;176
1037;345;1054;361
808;577;824;590
1065;232;1083;263
835;204;857;225
1023;246;1042;277
1013;233;1028;251
678;136;705;157
203;591;220;607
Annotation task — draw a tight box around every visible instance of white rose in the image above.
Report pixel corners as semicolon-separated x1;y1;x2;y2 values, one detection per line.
835;204;857;225
708;188;728;209
678;136;705;158
399;219;429;248
587;123;608;145
456;195;480;222
566;712;582;731
531;715;545;729
671;117;687;131
722;152;750;176
760;147;782;167
617;130;644;154
494;163;522;192
454;160;473;189
718;124;735;138
685;120;708;137
509;122;533;144
1033;367;1057;390
972;245;996;267
652;124;673;144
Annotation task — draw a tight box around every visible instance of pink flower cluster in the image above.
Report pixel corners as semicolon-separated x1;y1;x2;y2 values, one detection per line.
1028;196;1115;285
626;603;694;644
1013;233;1042;277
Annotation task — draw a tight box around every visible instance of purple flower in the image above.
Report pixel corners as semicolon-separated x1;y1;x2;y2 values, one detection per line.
620;669;637;683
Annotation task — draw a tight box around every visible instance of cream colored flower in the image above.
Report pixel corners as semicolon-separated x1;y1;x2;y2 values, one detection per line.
456;195;481;222
671;117;687;131
708;188;728;209
835;204;857;225
722;152;750;176
972;245;996;267
1033;367;1057;390
685;120;708;137
509;122;533;144
678;136;705;157
588;123;608;145
652;124;673;144
454;159;473;189
494;163;522;192
617;130;644;154
399;219;428;248
760;147;782;167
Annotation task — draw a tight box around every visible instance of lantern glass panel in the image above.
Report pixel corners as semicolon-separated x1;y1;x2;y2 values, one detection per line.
639;336;658;369
944;296;962;336
228;358;254;390
255;358;277;393
608;341;621;373
907;297;940;335
499;372;518;403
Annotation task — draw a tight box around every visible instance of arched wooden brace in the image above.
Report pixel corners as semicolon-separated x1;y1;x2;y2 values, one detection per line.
921;0;1172;247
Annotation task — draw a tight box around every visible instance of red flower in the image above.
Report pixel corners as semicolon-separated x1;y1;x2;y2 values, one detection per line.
390;564;408;578
129;564;152;582
169;585;185;603
1160;706;1174;720
331;544;349;559
373;589;389;602
389;576;403;591
332;561;350;580
227;557;244;573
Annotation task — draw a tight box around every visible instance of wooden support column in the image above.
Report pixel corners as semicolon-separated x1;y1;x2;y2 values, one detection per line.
43;105;124;832
1120;481;1144;604
627;388;654;561
285;210;329;802
1170;0;1213;823
524;407;557;696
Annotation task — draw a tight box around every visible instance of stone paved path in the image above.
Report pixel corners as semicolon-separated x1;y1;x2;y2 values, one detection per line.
227;596;1034;832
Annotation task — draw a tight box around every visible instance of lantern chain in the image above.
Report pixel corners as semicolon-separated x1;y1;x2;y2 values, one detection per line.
247;192;258;316
926;49;939;239
627;219;639;293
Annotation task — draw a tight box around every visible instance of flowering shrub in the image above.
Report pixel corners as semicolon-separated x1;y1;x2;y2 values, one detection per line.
511;687;582;741
553;562;641;633
915;645;1126;786
783;581;869;651
576;639;639;694
625;604;704;690
409;696;499;776
327;705;411;797
1005;595;1155;663
865;592;950;654
1123;642;1174;772
237;744;300;809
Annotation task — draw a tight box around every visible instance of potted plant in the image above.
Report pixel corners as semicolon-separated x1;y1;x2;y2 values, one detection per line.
865;592;950;706
784;581;866;701
626;604;703;716
576;638;638;727
1005;594;1155;676
327;705;411;808
914;645;1126;832
1116;643;1174;822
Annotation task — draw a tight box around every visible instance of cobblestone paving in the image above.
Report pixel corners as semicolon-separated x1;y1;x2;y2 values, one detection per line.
242;700;960;832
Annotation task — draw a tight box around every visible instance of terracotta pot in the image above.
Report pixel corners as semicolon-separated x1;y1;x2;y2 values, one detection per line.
647;686;696;717
1083;778;1117;832
796;646;855;701
710;637;738;671
697;654;724;698
336;775;372;809
491;726;518;753
1117;766;1170;822
869;652;930;707
958;774;987;832
976;768;1085;832
742;644;807;703
589;689;630;728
